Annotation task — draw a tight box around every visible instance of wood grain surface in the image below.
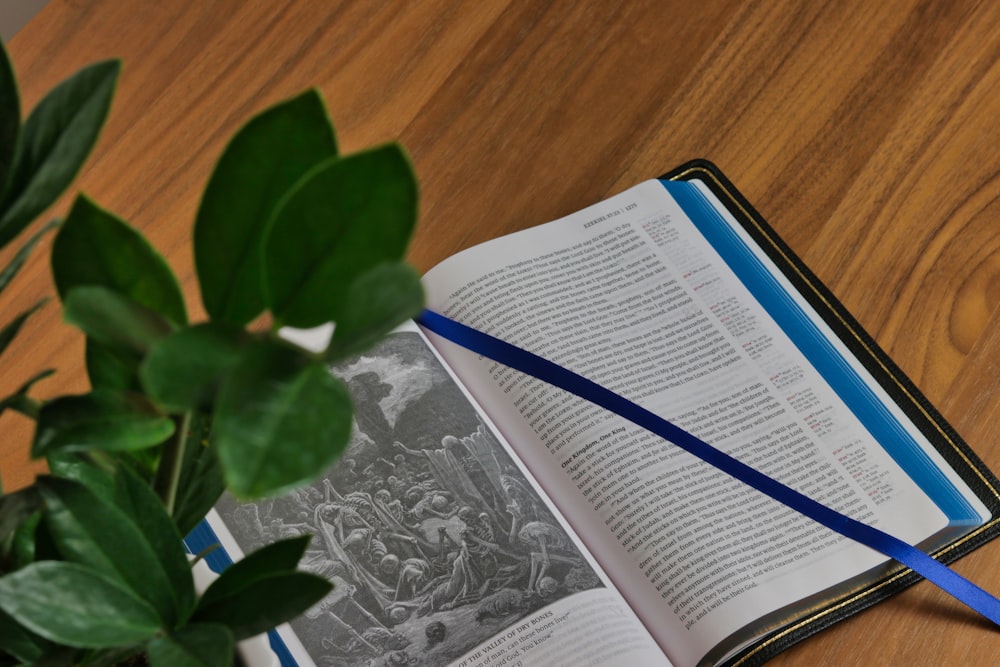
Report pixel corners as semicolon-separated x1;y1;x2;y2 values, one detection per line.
3;1;1000;664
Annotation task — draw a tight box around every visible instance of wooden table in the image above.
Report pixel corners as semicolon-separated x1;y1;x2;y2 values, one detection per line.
3;1;1000;664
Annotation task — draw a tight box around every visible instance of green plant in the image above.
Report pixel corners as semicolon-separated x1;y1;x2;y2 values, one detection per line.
0;42;423;666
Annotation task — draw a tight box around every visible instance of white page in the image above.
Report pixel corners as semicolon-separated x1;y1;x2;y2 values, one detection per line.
420;180;986;666
203;322;672;667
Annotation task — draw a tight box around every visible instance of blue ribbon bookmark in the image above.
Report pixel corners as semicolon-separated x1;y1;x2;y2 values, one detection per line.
416;308;1000;626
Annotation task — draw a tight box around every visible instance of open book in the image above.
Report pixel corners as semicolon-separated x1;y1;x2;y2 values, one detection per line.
187;161;1000;667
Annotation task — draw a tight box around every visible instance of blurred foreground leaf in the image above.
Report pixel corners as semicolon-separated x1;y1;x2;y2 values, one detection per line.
51;195;186;326
212;339;352;497
0;60;119;248
0;561;161;647
147;623;233;667
263;144;417;328
195;89;337;326
33;390;174;456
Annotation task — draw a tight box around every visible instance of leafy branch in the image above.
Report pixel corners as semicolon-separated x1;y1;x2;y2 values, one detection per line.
0;40;423;667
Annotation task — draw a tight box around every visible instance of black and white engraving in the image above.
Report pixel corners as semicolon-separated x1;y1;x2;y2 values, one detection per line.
215;332;602;666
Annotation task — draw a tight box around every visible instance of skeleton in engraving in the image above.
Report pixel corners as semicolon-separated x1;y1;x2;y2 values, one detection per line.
215;332;604;666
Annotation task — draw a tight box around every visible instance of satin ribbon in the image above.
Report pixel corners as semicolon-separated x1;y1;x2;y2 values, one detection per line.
417;308;1000;626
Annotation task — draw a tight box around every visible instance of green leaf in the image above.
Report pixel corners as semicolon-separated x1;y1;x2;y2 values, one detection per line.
0;368;53;419
0;393;37;419
198;535;311;609
0;561;161;648
10;511;41;570
147;623;233;667
0;219;57;294
104;447;162;486
140;323;246;413
85;338;140;391
172;413;225;537
30;515;60;563
0;488;39;539
36;477;181;626
0;608;52;663
0;298;46;362
193;570;330;640
114;465;195;620
263;144;417;328
213;339;353;497
27;648;78;667
51;195;187;325
64;285;175;357
0;60;119;249
74;647;142;667
0;487;40;569
174;466;224;540
327;261;424;362
46;453;116;503
32;389;174;456
195;89;337;325
0;42;20;219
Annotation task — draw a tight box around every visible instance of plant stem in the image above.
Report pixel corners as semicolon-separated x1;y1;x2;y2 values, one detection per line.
154;411;192;515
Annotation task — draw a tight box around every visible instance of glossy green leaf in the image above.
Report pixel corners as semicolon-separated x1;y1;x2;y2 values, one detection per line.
0;368;53;419
193;570;330;640
64;285;175;356
45;453;116;503
0;60;119;249
172;413;225;537
198;535;311;609
36;477;180;626
0;608;52;663
114;465;195;620
140;323;246;413
213;340;352;497
0;219;57;294
0;42;20;220
327;261;424;362
263;144;417;328
51;195;187;325
0;561;161;648
33;389;174;456
0;298;46;361
147;623;233;667
195;89;337;325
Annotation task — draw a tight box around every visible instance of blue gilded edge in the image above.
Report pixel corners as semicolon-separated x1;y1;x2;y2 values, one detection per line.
659;179;980;526
185;520;299;667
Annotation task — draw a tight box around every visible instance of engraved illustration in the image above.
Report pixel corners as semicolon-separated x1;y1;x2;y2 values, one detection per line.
215;332;602;666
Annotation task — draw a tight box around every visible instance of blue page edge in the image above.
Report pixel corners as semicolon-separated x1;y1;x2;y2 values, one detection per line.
659;178;981;526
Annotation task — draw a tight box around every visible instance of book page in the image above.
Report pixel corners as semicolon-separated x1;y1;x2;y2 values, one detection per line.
420;180;988;667
200;323;671;667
